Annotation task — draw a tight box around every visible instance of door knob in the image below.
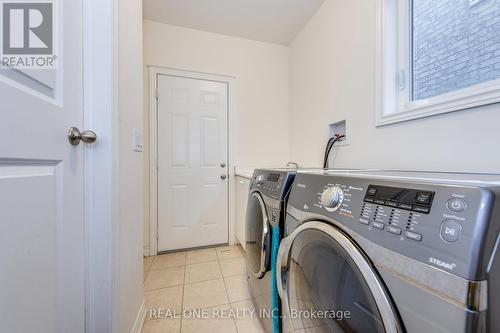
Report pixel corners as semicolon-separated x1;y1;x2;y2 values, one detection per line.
68;127;97;146
221;174;227;180
220;162;226;168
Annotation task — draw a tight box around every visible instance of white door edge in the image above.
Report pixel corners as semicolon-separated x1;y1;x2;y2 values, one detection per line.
148;66;236;256
130;301;147;333
83;0;118;332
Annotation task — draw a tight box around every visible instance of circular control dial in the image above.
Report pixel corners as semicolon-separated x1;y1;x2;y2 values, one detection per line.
321;187;344;212
256;175;265;185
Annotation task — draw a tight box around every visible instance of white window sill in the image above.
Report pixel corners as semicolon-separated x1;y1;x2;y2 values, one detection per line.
376;80;500;126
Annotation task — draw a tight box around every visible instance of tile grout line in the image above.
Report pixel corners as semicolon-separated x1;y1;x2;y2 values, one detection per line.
148;258;153;276
184;276;223;286
144;257;150;278
218;253;239;332
149;250;187;271
140;258;149;333
148;264;189;271
144;257;153;283
141;256;155;333
180;251;187;333
144;282;185;292
145;246;244;332
184;253;222;285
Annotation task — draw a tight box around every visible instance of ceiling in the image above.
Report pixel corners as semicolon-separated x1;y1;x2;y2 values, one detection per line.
142;0;326;45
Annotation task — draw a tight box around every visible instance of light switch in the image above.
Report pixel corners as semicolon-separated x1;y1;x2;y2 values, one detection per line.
133;128;143;152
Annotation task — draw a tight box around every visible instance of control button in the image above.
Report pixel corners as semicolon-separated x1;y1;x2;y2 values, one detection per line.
413;206;430;214
321;187;344;211
404;231;422;242
415;192;432;205
440;219;462;243
364;197;374;203
359;217;370;225
367;186;377;196
398;203;413;211
374;199;385;205
385;201;398;208
372;221;385;230
387;226;402;235
447;198;467;213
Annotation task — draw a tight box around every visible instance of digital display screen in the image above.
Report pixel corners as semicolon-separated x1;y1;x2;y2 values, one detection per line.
267;173;280;182
365;185;434;214
369;186;413;202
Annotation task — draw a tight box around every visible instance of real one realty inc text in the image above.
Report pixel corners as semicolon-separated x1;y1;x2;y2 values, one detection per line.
149;308;351;320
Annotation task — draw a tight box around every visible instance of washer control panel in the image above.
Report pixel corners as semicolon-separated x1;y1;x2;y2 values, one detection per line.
287;173;500;280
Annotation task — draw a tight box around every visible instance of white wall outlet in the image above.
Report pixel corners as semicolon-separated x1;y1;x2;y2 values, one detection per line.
133;128;144;152
329;120;348;146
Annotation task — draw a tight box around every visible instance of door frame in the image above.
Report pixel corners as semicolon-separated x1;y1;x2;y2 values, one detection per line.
83;0;117;332
148;66;235;255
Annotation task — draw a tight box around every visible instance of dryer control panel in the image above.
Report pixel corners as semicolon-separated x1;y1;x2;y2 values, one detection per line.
250;169;296;201
286;172;500;281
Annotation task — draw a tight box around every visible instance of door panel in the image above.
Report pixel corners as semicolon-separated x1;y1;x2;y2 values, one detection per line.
201;117;219;166
170;114;190;167
169;185;189;228
0;67;56;98
0;0;84;332
0;162;59;333
157;75;228;251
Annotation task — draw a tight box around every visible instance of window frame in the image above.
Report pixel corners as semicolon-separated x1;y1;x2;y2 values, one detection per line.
375;0;500;126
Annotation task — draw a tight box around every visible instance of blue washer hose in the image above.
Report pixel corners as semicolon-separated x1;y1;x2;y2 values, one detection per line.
271;225;281;333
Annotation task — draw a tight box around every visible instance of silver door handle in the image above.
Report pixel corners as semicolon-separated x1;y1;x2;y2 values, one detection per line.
220;174;227;180
68;127;97;145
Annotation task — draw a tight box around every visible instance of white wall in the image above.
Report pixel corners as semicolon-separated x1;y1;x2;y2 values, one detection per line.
289;0;500;172
116;0;144;332
143;20;290;250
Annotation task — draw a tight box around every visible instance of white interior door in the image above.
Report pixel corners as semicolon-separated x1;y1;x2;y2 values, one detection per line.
0;1;85;333
157;74;229;252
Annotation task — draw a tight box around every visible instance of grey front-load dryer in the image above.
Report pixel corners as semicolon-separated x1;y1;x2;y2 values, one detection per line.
276;170;500;333
245;169;297;333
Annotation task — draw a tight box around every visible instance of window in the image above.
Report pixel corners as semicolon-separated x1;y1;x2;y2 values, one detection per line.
376;0;500;126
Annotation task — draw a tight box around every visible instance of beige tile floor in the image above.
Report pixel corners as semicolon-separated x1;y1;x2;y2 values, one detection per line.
142;245;265;333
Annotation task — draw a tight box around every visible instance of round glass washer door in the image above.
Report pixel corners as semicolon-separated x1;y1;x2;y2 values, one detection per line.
245;192;270;278
277;221;403;333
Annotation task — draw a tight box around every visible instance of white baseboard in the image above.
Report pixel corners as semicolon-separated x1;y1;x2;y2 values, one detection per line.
143;246;154;257
131;300;146;333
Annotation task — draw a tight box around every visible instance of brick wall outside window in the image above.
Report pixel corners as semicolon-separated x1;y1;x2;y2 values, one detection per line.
412;0;500;100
